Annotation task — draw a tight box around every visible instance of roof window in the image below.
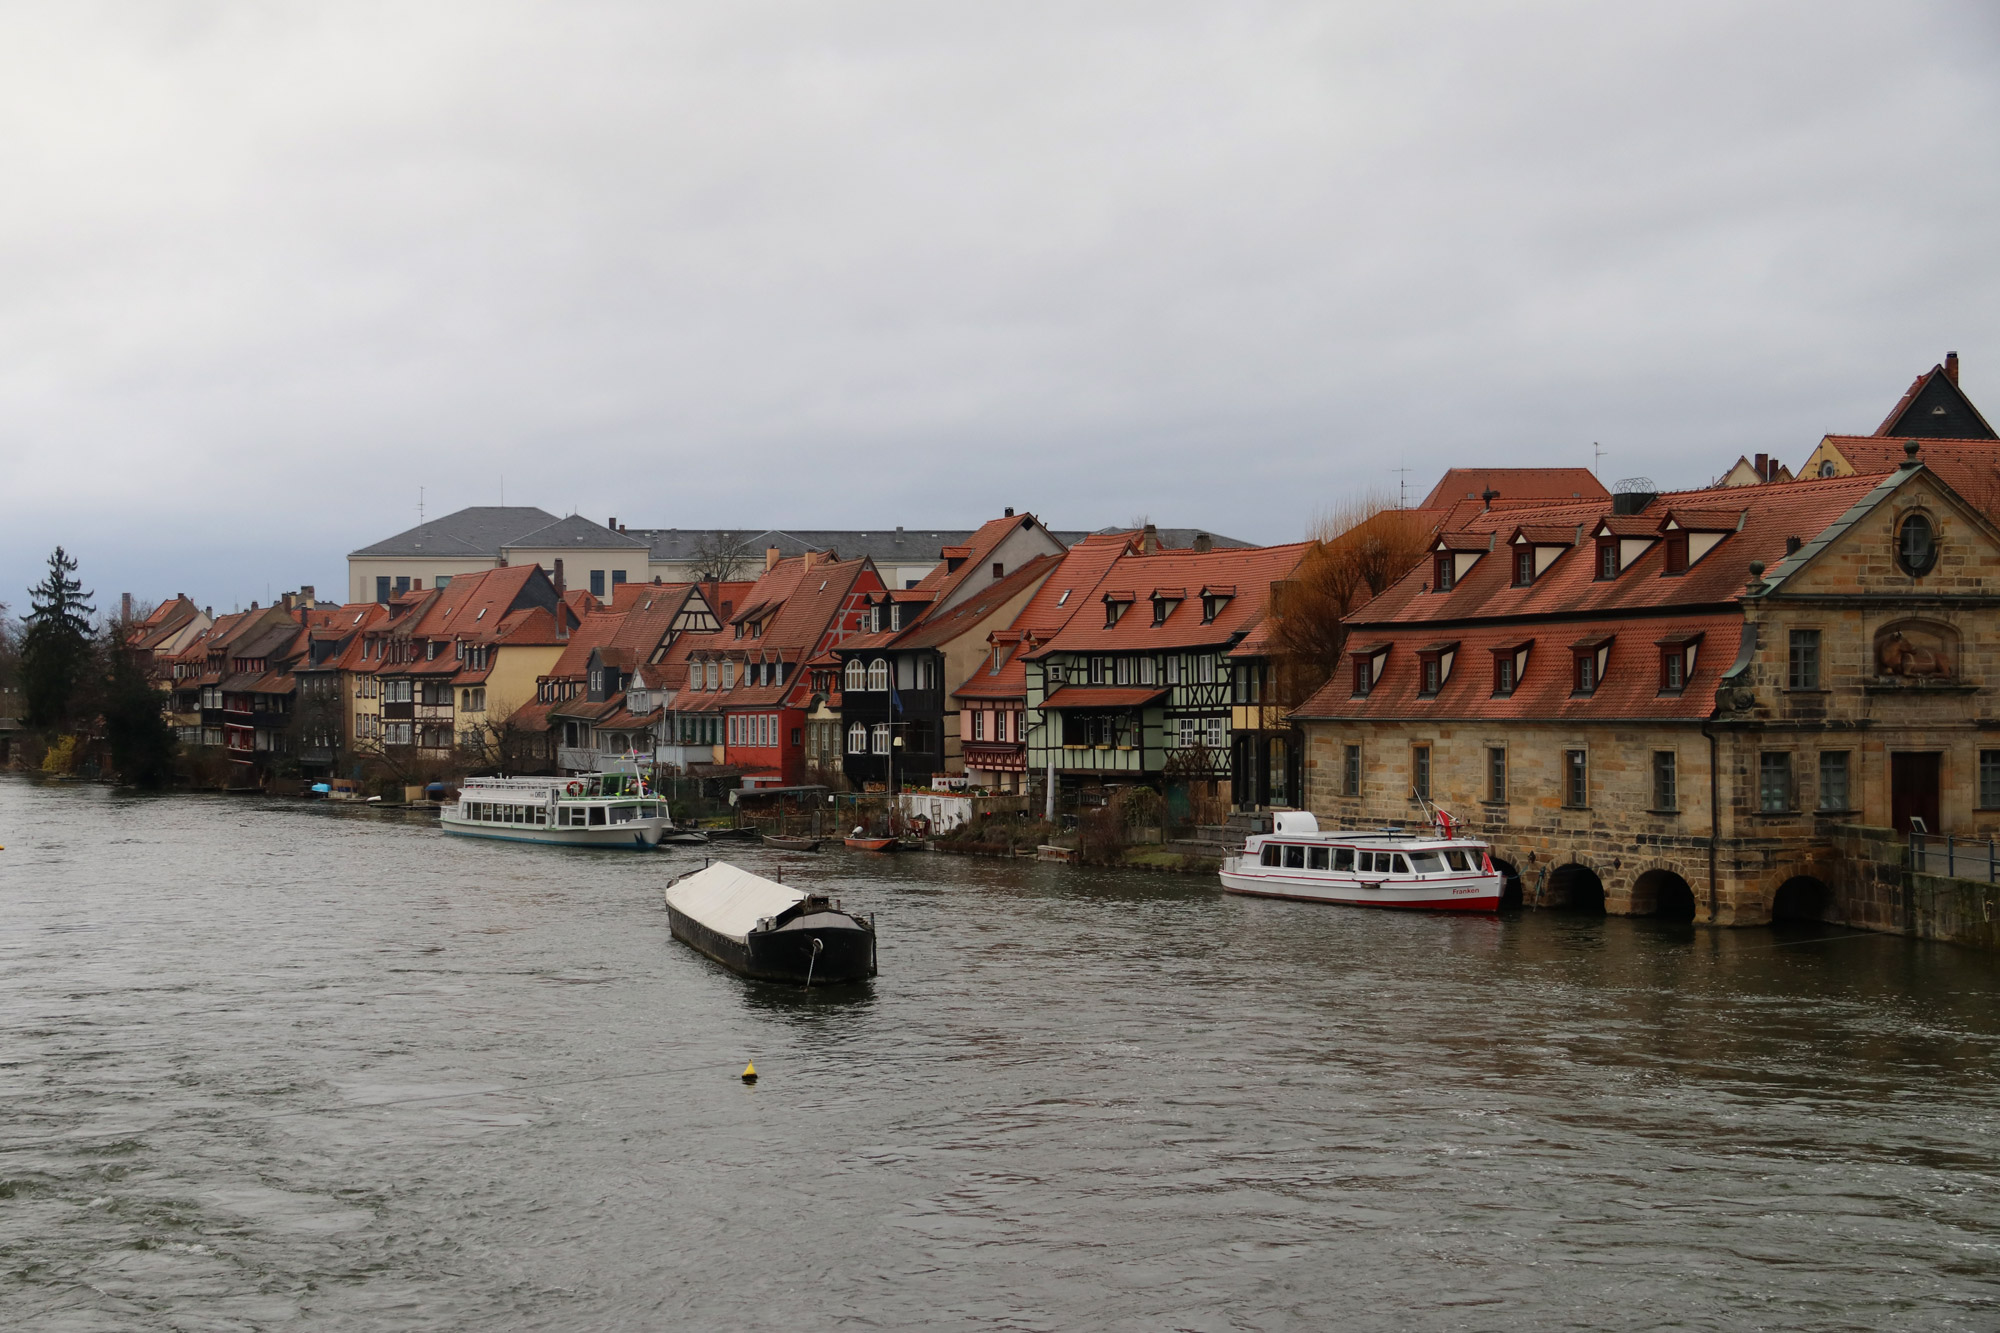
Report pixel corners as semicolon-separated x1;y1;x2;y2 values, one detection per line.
1570;635;1613;696
1491;640;1530;697
1415;642;1458;698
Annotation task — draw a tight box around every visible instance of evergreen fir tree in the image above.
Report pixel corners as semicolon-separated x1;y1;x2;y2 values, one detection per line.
21;547;96;729
102;627;176;787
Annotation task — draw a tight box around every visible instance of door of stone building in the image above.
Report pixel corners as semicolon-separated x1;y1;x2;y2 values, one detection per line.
1891;751;1941;833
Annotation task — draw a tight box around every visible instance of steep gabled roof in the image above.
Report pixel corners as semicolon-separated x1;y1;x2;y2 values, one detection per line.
409;565;552;640
1028;542;1314;657
545;612;627;679
953;534;1138;700
1875;356;1996;440
862;553;1061;653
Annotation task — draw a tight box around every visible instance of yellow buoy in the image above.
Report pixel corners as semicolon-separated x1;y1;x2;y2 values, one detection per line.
741;1062;757;1084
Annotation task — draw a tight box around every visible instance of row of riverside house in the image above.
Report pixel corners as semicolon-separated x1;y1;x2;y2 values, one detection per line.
1293;353;2000;925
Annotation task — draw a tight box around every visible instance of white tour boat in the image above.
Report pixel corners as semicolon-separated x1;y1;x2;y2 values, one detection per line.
1220;810;1504;912
442;762;675;850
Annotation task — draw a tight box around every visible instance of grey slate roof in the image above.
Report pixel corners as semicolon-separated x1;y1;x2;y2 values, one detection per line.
505;514;650;551
628;525;1252;565
357;508;1253;566
349;507;558;559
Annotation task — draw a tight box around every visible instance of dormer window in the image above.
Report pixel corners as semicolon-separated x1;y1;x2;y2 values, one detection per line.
1664;533;1688;574
1491;640;1530;697
1596;541;1620;580
1570;635;1613;696
1104;593;1133;627
889;603;902;631
1350;643;1389;698
1415;643;1457;698
1434;553;1455;592
1514;548;1535;586
1200;586;1235;623
1656;633;1701;695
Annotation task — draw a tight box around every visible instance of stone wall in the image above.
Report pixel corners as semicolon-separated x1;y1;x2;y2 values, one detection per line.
1827;822;2000;949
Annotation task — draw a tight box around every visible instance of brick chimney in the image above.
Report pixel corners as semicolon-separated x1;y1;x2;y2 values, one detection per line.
121;592;132;621
1754;453;1768;482
766;546;782;571
1141;523;1160;554
609;517;617;531
282;592;296;612
1946;351;1960;385
299;585;314;606
1192;533;1213;553
553;558;566;595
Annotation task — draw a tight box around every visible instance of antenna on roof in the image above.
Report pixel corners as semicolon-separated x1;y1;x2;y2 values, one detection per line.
1393;466;1413;510
418;486;425;524
1592;442;1606;477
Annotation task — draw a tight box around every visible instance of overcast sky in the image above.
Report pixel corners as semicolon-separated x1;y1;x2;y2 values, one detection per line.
3;1;1997;614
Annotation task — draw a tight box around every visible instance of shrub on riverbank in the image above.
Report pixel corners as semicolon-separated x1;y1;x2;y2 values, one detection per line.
937;813;1061;857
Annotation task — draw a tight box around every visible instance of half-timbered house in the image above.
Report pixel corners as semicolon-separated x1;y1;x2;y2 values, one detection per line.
1020;541;1314;803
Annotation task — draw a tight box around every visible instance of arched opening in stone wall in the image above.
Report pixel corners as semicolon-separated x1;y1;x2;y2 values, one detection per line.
1634;868;1698;920
1547;863;1606;915
1491;857;1524;910
1771;875;1833;923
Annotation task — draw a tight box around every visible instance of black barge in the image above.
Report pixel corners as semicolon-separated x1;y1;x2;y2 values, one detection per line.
664;862;876;985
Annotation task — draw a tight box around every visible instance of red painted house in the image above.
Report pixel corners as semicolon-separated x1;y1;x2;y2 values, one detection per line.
676;552;884;787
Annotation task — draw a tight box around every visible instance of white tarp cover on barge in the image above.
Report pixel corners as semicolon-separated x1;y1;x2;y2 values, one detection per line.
664;863;805;944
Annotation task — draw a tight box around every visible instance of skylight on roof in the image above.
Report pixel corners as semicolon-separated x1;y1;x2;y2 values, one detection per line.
1057;589;1071;605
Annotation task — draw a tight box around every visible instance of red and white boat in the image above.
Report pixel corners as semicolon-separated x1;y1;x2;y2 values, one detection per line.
1220;810;1504;912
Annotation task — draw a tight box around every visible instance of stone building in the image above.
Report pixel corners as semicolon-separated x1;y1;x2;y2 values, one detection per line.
1292;448;2000;924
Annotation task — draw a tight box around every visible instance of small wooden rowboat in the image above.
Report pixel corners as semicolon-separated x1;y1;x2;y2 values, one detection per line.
844;835;897;852
764;835;822;851
664;862;876;985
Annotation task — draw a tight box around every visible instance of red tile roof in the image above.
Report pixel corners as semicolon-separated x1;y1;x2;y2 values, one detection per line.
952;534;1138;701
1297;614;1741;721
1420;468;1610;510
1348;475;1880;628
1820;435;2000;518
1026;542;1314;657
872;554;1061;653
1042;684;1169;710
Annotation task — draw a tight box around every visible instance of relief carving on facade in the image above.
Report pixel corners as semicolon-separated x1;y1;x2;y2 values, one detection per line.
1874;619;1956;679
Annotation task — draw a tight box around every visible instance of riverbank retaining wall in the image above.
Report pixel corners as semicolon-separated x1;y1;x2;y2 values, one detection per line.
1827;823;2000;950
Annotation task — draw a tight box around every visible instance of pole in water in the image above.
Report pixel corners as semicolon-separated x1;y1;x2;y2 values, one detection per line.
741;1062;757;1084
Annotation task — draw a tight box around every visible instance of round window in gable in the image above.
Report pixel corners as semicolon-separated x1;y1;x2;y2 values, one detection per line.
1896;512;1938;576
1818;459;1838;478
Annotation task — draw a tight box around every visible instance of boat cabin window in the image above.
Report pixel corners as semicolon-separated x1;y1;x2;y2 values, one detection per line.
1308;846;1330;871
588;805;608;826
1261;844;1281;867
611;806;635;824
1445;849;1470;871
1391;853;1410;874
1408;851;1445;874
1334;847;1354;872
1356;850;1375;873
533;808;548;825
1283;845;1305;869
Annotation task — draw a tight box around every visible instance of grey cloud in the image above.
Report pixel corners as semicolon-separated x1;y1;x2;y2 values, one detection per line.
1;1;1996;610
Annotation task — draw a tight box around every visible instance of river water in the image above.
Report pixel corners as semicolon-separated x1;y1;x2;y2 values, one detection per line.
2;777;1998;1330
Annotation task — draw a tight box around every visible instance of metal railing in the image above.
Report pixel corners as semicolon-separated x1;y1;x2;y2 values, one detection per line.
1909;830;1999;882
